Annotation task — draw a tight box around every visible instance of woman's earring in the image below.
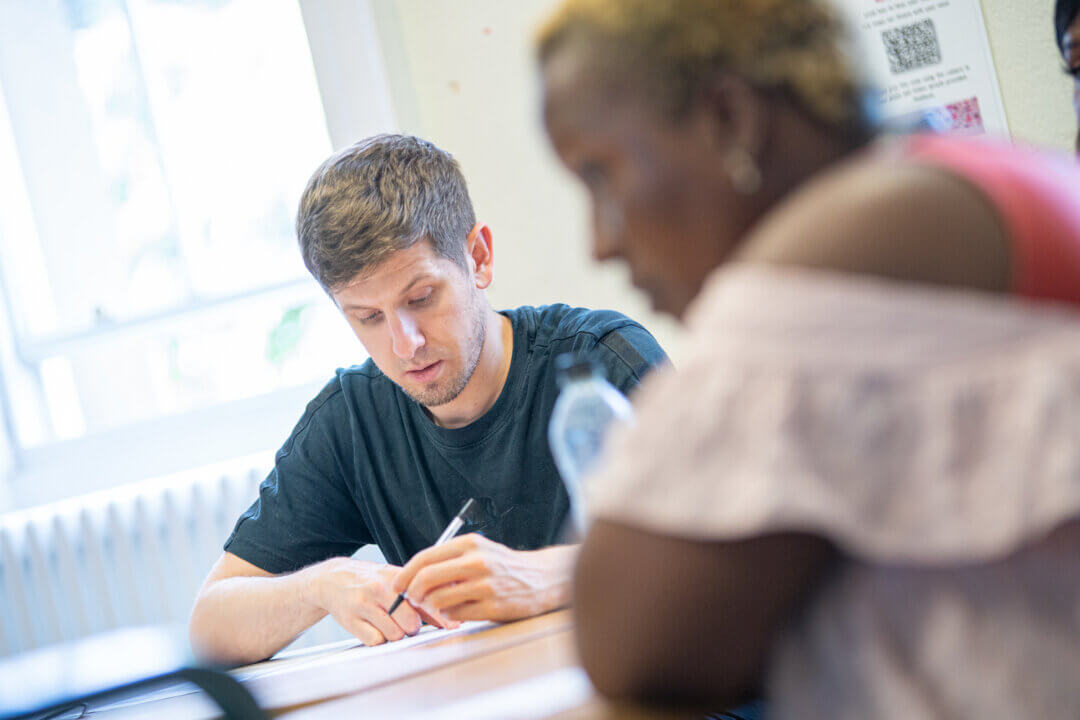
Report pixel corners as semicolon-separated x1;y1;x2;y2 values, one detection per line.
724;146;762;195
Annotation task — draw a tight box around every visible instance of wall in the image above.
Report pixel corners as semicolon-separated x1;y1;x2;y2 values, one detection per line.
368;0;686;360
361;0;1075;363
981;0;1075;150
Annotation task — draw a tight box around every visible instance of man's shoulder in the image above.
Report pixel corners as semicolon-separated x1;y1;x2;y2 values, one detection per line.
292;360;396;429
508;303;647;347
507;304;668;390
278;359;404;458
334;359;408;408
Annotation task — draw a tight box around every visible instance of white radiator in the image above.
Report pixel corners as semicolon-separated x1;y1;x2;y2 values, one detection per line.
0;464;361;658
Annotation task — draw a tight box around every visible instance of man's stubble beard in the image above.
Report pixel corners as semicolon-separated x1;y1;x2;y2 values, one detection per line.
409;293;487;408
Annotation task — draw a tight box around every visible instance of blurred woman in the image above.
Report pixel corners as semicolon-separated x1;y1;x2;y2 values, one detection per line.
538;0;1080;716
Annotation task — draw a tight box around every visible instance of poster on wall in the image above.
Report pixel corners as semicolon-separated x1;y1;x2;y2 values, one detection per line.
832;0;1009;137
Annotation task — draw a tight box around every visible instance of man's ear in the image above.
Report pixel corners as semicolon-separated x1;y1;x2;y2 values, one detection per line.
466;223;494;289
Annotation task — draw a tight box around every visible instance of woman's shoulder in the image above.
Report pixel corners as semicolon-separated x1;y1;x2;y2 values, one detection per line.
736;137;1011;294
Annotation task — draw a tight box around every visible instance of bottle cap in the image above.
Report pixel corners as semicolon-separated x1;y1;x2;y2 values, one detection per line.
554;353;600;388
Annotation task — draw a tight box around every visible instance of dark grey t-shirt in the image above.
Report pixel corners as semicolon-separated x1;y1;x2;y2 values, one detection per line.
224;304;667;571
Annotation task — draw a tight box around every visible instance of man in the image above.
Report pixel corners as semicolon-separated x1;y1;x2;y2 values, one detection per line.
188;134;666;664
1056;0;1080;153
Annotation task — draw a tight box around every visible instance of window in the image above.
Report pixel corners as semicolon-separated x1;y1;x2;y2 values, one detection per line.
0;0;378;506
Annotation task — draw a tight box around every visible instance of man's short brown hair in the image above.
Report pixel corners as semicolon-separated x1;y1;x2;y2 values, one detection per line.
297;134;475;292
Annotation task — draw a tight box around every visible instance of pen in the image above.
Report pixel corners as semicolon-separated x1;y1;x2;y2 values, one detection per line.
388;498;477;616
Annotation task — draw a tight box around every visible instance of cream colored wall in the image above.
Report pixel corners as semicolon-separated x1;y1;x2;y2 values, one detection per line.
369;0;686;360
980;0;1074;150
366;0;1077;364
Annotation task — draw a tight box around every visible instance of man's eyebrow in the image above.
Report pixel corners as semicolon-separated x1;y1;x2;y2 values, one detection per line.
340;273;436;311
400;273;436;295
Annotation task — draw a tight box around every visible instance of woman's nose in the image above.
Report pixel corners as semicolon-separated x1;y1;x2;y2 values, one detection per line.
593;200;625;261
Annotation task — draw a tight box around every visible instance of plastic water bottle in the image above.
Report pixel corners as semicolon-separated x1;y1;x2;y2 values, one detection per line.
548;353;634;535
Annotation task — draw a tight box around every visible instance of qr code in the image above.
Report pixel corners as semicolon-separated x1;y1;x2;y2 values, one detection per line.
882;19;942;74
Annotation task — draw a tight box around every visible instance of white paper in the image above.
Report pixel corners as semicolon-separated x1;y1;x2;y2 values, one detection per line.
234;620;493;681
833;0;1009;136
89;621;494;712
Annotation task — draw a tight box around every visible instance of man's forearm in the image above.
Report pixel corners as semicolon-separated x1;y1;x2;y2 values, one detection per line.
189;565;326;666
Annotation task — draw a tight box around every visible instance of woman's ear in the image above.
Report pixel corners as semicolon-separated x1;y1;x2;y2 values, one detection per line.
695;73;768;159
691;74;769;195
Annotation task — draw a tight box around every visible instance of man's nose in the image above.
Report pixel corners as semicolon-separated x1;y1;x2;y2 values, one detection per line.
389;311;425;360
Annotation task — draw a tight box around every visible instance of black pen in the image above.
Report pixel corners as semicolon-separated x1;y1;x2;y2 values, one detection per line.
388;498;477;615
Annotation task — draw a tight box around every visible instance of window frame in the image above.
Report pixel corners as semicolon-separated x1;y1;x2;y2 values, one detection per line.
0;0;401;511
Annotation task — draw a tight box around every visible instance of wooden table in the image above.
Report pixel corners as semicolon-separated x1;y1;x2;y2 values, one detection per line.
91;610;695;719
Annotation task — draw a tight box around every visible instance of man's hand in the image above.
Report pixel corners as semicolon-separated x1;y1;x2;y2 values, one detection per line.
392;535;578;623
300;557;459;646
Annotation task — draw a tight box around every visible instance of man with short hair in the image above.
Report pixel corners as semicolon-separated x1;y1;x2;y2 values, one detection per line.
189;134;666;664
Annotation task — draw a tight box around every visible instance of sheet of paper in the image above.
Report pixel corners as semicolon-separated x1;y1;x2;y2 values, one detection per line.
90;621;493;712
832;0;1009;136
234;621;493;681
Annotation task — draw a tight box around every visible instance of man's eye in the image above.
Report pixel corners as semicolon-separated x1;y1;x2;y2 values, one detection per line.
359;311;381;324
409;291;433;306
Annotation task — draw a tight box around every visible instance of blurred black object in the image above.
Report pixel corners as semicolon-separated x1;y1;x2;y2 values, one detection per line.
0;625;265;720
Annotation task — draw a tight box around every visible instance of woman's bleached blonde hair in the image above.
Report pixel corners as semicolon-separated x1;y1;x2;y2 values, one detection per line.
537;0;868;132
